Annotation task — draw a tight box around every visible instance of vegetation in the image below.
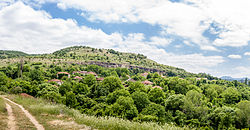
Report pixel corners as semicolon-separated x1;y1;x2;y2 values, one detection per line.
0;50;29;59
0;46;249;129
9;95;184;130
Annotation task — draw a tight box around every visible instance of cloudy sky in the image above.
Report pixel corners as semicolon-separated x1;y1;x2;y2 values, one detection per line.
1;0;250;78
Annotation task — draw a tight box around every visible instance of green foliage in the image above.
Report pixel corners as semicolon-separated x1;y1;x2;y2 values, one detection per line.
108;96;138;120
128;81;146;94
148;88;165;105
221;87;241;104
140;103;166;123
131;91;150;112
107;89;130;104
73;83;89;95
102;76;123;93
165;94;185;111
38;83;61;102
65;91;77;108
82;74;96;87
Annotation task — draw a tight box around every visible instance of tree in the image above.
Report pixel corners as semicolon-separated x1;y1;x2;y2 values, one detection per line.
182;90;209;120
132;91;150;112
109;96;138;120
165;94;185;112
235;100;250;128
128;81;146;94
38;84;61;102
59;82;72;96
65;91;77;108
73;83;89;95
208;106;237;129
0;72;8;86
29;68;44;81
102;76;123;93
83;74;96;87
221;87;241;104
148;88;165;105
107;89;130;104
140;103;166;123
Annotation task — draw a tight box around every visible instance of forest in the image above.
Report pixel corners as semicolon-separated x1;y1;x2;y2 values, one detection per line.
0;46;249;129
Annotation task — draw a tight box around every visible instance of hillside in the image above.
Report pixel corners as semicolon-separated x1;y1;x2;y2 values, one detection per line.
0;46;217;79
0;50;29;59
0;46;249;129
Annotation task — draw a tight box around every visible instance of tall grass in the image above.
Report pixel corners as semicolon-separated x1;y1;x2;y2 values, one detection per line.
9;95;188;130
0;97;6;113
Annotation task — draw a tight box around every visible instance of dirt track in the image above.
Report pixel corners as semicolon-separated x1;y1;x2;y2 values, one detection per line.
3;97;44;130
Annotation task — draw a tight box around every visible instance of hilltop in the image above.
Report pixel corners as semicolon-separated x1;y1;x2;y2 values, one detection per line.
0;50;29;59
0;46;216;79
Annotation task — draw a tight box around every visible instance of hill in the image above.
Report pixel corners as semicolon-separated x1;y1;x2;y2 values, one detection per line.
0;50;29;59
0;46;217;79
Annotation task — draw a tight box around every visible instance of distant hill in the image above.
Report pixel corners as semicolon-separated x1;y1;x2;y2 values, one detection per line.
221;76;248;83
0;50;29;59
0;46;218;79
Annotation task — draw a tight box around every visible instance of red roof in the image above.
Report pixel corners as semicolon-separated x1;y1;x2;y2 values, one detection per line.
87;72;97;75
142;80;153;85
48;79;62;82
141;72;149;77
74;76;82;80
152;86;163;89
126;78;136;82
57;72;70;75
96;77;104;81
73;71;88;74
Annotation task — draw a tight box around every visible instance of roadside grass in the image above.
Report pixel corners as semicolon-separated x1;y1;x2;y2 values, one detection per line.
8;95;187;130
0;97;7;129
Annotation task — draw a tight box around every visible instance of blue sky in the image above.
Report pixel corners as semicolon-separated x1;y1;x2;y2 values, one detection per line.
1;0;250;78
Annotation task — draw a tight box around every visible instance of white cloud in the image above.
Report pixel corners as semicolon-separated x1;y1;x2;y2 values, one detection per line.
244;52;250;56
229;66;250;78
36;0;250;50
0;2;225;75
228;55;242;59
148;36;172;46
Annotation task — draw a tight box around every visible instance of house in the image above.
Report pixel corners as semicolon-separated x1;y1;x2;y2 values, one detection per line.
57;72;70;78
152;86;163;89
126;78;136;82
87;72;98;76
72;71;88;75
142;80;153;85
48;79;63;85
140;72;148;78
74;76;82;80
96;77;104;81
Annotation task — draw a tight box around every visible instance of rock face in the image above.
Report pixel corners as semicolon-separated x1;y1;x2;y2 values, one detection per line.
83;61;165;74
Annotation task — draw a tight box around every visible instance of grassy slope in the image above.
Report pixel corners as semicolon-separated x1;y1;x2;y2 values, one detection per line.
0;97;7;129
8;95;187;130
0;50;29;59
0;46;216;79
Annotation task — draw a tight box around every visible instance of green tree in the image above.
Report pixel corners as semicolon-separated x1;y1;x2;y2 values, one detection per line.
221;87;241;104
109;96;138;120
65;91;77;108
107;89;130;104
83;74;96;87
73;83;89;95
140;103;166;123
132;91;150;112
102;76;123;93
148;88;165;105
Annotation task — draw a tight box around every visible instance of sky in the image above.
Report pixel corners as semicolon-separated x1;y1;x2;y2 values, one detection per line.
0;0;250;78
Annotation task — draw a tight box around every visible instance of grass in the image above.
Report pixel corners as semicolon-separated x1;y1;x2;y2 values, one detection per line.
7;100;36;130
0;97;7;129
8;95;188;130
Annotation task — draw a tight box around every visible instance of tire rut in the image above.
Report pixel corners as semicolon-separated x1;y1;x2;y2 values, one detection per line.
3;97;45;130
